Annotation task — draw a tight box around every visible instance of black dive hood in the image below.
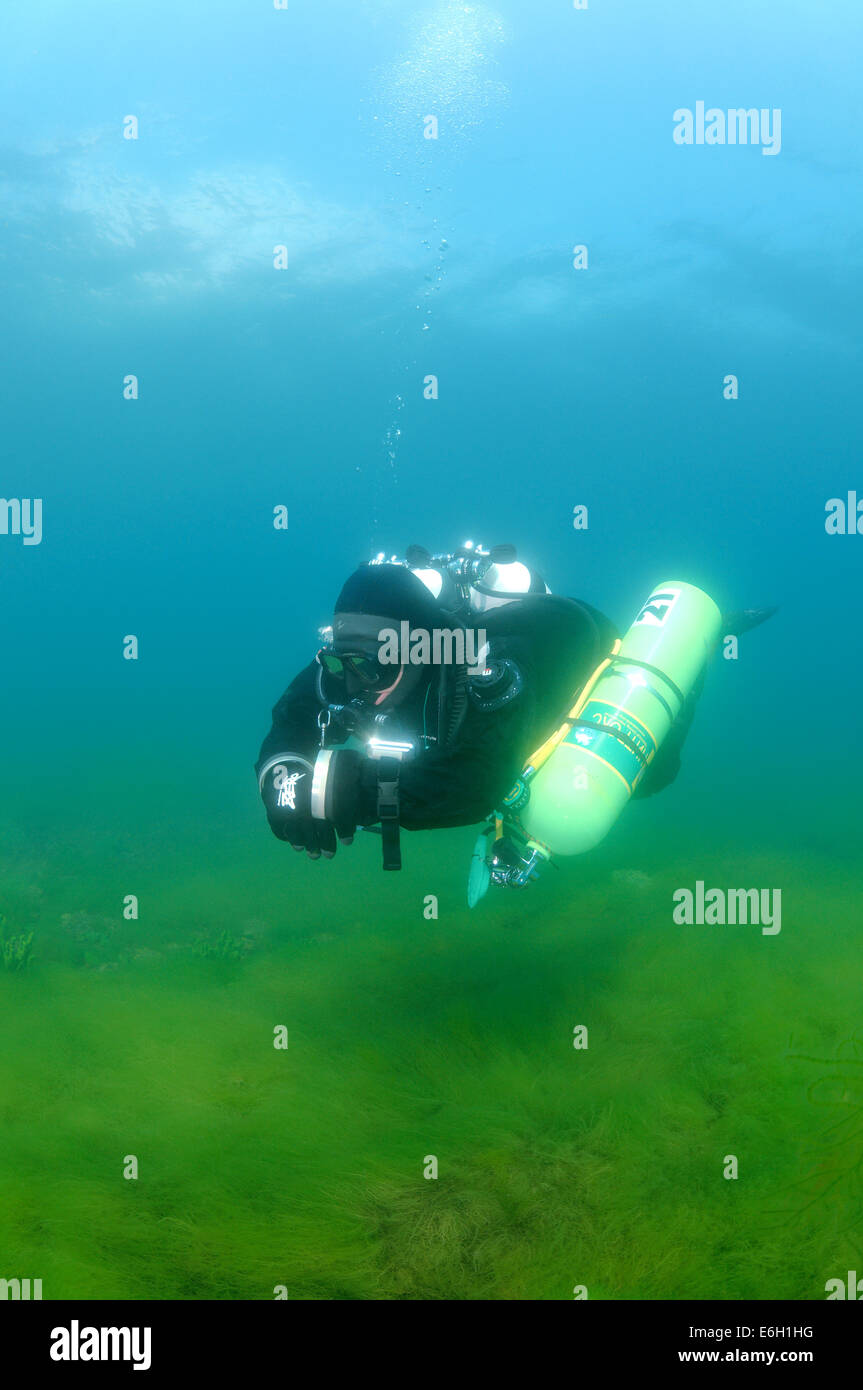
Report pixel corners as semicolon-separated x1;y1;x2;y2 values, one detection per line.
334;562;455;631
322;562;470;751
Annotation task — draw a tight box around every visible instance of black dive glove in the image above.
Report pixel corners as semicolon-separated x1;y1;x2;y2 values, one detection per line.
258;750;361;859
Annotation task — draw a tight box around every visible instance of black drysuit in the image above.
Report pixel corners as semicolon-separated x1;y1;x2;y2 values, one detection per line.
256;593;699;847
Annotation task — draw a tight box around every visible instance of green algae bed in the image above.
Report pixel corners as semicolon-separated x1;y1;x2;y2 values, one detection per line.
1;789;860;1301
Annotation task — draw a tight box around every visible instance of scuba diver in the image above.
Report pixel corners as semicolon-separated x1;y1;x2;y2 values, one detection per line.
256;543;774;901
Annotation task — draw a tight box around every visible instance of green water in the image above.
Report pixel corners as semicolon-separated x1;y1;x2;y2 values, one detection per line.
2;763;860;1301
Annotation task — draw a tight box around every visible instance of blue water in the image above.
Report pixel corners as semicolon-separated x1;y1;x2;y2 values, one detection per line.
1;0;861;875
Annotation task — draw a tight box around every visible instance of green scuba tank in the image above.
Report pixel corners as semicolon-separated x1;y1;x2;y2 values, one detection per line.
518;580;722;857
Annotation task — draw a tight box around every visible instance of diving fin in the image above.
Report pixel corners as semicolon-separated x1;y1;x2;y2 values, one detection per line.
721;605;778;638
467;832;492;908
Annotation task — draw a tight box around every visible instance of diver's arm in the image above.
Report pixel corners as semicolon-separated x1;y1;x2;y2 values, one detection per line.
256;661;322;772
254;660;509;845
257;662;350;856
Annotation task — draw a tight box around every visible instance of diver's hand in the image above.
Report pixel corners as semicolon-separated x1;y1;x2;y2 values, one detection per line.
259;751;358;859
259;754;327;857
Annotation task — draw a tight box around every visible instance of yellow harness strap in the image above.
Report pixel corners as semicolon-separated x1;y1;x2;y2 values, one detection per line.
522;639;622;778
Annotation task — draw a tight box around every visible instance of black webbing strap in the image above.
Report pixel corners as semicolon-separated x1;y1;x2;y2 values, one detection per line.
609;656;685;709
376;756;402;871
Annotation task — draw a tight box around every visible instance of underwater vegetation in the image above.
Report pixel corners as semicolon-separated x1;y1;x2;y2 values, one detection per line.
190;928;256;964
780;1035;863;1265
0;913;34;973
0;824;860;1300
